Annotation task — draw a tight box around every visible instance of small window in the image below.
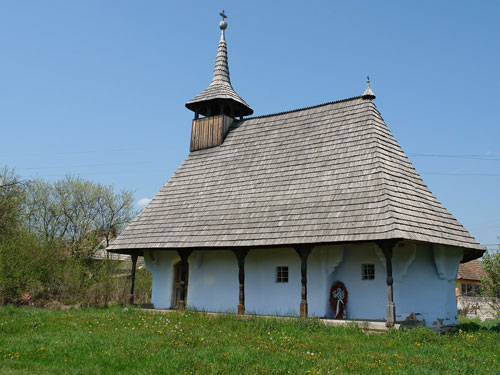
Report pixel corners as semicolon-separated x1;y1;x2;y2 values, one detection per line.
362;264;375;280
276;266;289;283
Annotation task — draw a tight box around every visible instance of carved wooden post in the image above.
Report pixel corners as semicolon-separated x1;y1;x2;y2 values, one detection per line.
127;253;138;305
377;240;398;327
177;250;192;311
232;248;249;314
295;245;313;318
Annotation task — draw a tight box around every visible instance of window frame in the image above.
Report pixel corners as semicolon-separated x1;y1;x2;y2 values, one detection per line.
361;264;375;280
276;266;289;283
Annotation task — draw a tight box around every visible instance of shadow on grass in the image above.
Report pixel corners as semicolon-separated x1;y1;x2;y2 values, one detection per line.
458;319;500;333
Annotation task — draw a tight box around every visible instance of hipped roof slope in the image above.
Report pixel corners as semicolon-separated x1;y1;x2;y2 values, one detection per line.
108;96;483;260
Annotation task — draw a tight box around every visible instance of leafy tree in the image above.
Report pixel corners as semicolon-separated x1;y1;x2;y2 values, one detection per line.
481;245;500;315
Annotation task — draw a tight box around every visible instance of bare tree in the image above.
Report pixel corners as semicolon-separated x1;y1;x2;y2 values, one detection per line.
95;186;135;247
0;167;26;235
25;179;67;241
24;175;135;257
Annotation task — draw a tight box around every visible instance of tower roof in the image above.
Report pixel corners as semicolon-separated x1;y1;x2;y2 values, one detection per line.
186;12;253;118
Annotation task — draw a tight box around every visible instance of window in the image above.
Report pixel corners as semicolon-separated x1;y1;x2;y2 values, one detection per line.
461;282;482;296
276;266;289;283
362;264;375;280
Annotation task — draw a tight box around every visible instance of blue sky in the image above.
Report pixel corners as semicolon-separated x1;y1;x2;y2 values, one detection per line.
1;1;499;248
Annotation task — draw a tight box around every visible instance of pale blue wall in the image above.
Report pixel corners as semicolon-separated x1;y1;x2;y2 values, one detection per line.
143;250;179;309
329;245;387;320
394;244;461;326
144;242;463;328
186;250;239;312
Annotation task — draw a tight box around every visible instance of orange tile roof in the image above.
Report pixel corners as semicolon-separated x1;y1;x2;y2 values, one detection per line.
458;260;486;281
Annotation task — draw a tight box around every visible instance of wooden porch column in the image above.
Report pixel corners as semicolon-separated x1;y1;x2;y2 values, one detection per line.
232;248;249;314
377;240;399;327
295;245;313;318
177;250;192;311
127;253;138;305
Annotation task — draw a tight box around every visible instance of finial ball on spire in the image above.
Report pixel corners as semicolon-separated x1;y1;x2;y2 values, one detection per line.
219;10;228;30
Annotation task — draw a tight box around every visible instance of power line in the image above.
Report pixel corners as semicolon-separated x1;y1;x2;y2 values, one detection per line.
421;172;500;176
408;153;500;161
17;161;154;171
0;147;150;158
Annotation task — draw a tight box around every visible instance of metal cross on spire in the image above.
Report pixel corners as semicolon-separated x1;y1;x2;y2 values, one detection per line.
219;10;228;32
367;75;371;87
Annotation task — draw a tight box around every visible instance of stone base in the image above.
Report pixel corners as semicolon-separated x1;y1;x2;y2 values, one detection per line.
178;301;185;311
386;302;396;327
300;301;308;318
238;304;245;315
127;294;134;305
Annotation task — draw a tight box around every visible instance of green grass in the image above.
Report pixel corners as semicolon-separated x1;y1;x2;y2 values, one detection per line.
0;306;499;374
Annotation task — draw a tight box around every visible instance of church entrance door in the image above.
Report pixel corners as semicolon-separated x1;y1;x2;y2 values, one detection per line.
173;261;189;308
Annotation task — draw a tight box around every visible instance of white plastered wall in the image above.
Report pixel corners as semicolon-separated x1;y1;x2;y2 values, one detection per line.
143;250;179;309
329;245;387;320
377;242;462;328
144;242;463;328
185;250;239;312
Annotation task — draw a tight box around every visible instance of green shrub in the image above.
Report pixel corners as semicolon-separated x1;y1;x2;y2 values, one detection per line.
0;229;152;307
0;230;64;304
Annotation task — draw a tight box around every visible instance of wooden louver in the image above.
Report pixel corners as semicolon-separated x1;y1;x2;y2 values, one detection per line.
190;115;234;152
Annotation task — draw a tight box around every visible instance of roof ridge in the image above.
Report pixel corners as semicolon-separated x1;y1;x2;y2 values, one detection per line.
367;105;482;250
242;95;366;121
366;104;400;239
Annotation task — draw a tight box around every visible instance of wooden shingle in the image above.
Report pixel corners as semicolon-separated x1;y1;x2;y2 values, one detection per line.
108;97;483;261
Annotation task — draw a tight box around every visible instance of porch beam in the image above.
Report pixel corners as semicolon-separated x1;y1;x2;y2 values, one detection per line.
176;249;192;311
294;245;313;318
232;248;250;314
127;253;139;305
377;240;399;327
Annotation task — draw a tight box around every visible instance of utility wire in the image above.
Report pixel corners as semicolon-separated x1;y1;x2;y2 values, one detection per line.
421;172;500;176
408;153;500;161
0;147;150;157
17;161;154;171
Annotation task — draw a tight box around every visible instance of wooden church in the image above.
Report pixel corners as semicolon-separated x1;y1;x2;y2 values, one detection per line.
108;12;484;329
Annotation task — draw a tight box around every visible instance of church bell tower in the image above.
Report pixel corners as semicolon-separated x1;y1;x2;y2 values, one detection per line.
185;11;253;152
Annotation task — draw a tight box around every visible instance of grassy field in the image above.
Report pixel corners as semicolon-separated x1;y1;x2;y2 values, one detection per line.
0;306;499;375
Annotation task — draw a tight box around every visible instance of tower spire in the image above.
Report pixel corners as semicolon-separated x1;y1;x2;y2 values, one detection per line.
185;11;253;119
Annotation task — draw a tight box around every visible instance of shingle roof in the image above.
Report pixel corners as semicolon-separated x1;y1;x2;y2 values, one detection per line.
458;260;486;281
108;96;483;260
185;30;253;117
